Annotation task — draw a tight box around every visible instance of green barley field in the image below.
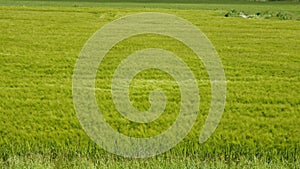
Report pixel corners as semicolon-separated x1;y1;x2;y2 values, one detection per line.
0;0;300;168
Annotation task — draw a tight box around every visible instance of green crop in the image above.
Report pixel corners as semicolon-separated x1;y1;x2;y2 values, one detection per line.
0;1;299;168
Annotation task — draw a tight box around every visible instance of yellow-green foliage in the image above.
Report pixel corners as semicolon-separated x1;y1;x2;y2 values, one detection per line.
0;2;299;168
